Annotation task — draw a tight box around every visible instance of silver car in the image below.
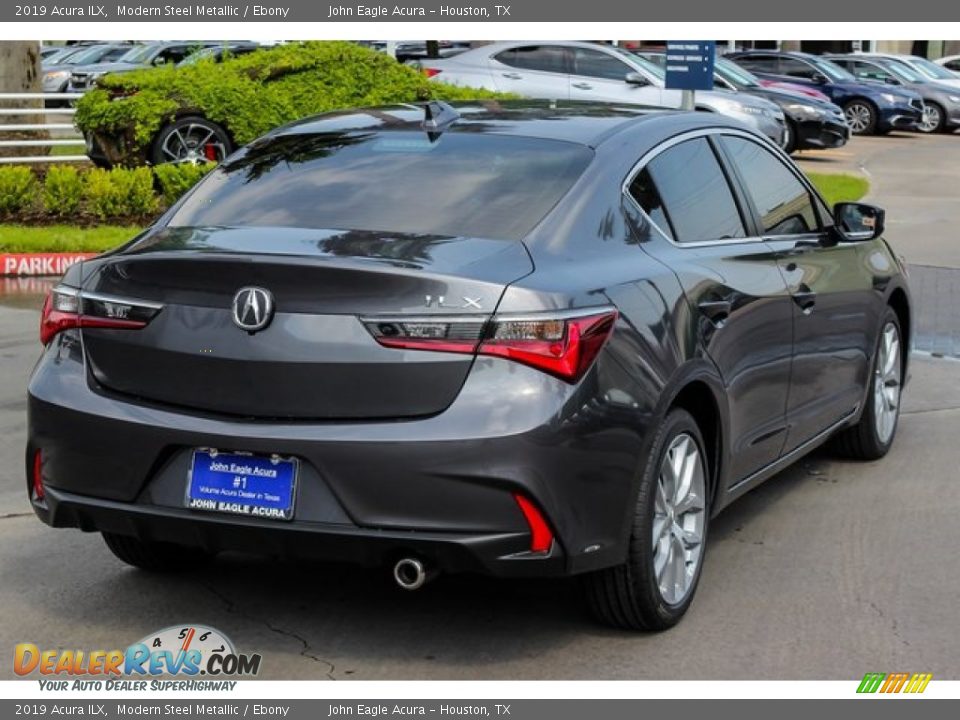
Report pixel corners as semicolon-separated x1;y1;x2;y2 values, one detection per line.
418;41;786;146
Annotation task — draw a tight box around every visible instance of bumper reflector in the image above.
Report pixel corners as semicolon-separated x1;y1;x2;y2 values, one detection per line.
513;493;554;554
32;449;44;501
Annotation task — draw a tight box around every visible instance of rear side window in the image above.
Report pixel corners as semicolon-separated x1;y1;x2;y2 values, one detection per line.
169;132;593;241
631;138;746;244
571;48;633;80
720;136;820;236
495;45;568;74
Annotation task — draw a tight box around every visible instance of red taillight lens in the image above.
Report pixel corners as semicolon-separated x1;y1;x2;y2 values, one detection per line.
479;311;617;382
32;449;44;501
364;309;617;383
40;286;160;346
422;68;442;78
513;493;554;554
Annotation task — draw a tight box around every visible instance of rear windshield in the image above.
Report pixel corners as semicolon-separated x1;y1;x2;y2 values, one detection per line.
169;131;594;241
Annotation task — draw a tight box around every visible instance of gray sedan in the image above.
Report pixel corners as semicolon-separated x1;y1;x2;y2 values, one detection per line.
827;54;960;133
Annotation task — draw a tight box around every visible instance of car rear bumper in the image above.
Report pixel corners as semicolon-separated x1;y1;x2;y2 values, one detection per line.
27;331;648;578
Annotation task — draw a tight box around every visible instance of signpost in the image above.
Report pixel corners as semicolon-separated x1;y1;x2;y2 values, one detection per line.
664;41;716;110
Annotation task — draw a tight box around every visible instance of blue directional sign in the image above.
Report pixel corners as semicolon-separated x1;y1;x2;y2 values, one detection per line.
664;41;716;91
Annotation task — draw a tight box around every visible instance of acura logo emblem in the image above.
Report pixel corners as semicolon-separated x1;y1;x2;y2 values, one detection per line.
232;287;274;332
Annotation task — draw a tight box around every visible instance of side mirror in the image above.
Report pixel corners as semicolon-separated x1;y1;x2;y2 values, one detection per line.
625;72;649;86
833;202;885;242
812;72;828;84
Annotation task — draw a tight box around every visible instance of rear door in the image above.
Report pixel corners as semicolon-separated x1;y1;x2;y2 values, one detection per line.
489;44;571;98
629;134;794;485
567;46;663;105
716;133;874;452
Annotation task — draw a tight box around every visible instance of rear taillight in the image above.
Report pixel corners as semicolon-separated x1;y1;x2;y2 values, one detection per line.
363;308;617;383
40;285;162;346
421;67;442;78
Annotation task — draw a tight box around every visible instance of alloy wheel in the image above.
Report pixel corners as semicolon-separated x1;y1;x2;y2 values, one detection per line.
845;103;873;134
652;433;706;605
873;322;902;444
919;104;942;133
160;122;228;164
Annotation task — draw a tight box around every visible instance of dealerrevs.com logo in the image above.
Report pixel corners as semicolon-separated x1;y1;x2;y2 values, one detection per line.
14;625;261;690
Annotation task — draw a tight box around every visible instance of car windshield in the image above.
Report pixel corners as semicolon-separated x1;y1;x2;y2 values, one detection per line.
715;57;761;87
879;61;923;83
178;47;217;66
117;44;156;64
609;48;665;81
903;56;958;80
169;131;594;241
809;58;856;82
65;45;112;64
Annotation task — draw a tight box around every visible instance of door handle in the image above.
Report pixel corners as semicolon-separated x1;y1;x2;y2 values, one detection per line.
572;82;593;90
698;299;732;326
793;285;817;312
501;72;522;80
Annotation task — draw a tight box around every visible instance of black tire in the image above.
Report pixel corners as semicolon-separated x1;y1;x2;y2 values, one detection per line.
843;99;878;135
102;532;211;572
782;119;798;154
918;102;945;134
584;408;710;631
149;115;232;166
832;308;903;460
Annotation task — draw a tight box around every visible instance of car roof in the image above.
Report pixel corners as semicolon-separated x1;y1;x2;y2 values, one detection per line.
266;100;733;148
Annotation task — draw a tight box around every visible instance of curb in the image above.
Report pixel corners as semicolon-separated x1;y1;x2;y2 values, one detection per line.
1;253;97;277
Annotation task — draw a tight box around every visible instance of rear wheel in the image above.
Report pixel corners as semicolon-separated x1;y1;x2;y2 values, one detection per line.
844;100;877;135
584;408;709;631
102;532;211;572
149;116;232;166
832;308;903;460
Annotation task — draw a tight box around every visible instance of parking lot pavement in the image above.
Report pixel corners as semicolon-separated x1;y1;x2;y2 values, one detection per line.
796;132;960;269
0;130;958;681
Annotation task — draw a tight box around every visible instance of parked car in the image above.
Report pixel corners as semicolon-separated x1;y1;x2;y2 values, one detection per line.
29;100;910;630
727;50;925;135
935;55;960;74
418;41;786;146
857;52;960;91
42;44;133;95
826;54;960;134
68;41;220;93
41;46;86;66
640;51;848;153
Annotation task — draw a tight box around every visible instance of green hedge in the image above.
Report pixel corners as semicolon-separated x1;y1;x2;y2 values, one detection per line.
74;41;512;166
0;163;215;222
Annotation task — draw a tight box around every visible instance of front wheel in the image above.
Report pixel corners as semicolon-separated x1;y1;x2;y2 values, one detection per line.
844;100;878;135
918;102;945;134
832;309;903;460
584;408;709;631
149;116;232;165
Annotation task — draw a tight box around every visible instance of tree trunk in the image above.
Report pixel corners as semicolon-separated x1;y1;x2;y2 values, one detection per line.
0;41;47;159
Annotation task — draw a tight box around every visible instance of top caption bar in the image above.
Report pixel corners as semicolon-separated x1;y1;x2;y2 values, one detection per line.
3;1;958;22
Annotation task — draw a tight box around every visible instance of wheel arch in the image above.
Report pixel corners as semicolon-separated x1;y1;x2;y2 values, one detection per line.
667;376;725;512
887;285;911;376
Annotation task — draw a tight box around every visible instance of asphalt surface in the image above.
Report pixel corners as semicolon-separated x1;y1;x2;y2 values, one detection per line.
1;132;959;681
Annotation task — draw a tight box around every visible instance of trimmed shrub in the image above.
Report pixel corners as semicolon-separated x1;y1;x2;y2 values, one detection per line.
86;167;157;220
154;162;215;206
75;41;513;166
43;165;85;216
0;166;38;215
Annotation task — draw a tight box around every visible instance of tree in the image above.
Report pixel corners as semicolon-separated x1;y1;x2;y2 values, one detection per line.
0;41;46;159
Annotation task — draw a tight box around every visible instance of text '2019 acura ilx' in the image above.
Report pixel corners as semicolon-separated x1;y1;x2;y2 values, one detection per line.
27;100;910;630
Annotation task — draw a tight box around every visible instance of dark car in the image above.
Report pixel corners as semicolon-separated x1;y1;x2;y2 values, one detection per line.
728;50;925;135
68;41;220;92
28;101;910;630
825;54;960;134
640;51;849;154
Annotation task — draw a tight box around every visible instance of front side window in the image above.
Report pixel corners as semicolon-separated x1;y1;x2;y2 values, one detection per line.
733;55;779;74
720;136;819;236
494;45;568;74
571;48;633;81
631;138;746;244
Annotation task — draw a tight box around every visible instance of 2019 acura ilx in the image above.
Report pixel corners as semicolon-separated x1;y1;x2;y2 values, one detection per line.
27;101;910;630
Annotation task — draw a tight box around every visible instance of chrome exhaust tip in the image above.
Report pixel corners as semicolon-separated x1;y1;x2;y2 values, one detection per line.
393;558;433;591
